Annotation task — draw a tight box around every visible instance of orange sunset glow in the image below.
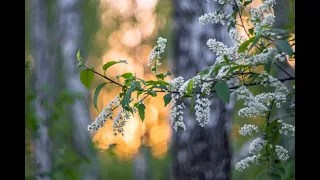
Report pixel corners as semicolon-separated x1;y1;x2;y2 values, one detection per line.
87;0;172;160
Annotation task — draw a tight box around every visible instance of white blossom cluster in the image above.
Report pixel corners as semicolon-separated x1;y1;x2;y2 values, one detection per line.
194;94;212;127
201;82;214;95
275;145;289;161
278;120;295;137
235;154;261;171
249;137;266;154
239;124;259;136
199;11;234;26
179;79;191;96
249;1;276;36
148;37;167;73
244;48;286;66
236;86;269;118
112;108;134;136
170;94;186;132
88;96;120;132
167;76;185;92
228;28;243;46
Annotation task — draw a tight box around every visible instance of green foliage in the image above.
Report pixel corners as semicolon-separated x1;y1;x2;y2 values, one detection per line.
103;60;127;71
93;82;107;111
215;82;230;103
80;68;94;88
138;103;146;121
238;37;255;53
274;40;293;56
163;94;172;107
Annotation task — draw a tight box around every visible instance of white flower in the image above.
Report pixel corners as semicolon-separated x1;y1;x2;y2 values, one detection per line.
179;79;191;96
239;124;259;136
235;154;261;171
168;76;185;92
199;11;234;26
112;108;133;136
194;94;212;127
148;37;167;73
170;95;186;132
249;137;266;154
229;28;244;46
275;145;289;161
88;96;120;132
278;120;295;137
201;82;214;95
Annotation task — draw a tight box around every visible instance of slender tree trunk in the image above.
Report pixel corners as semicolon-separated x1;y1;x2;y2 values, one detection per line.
30;0;52;179
133;147;149;180
171;1;233;180
57;0;100;179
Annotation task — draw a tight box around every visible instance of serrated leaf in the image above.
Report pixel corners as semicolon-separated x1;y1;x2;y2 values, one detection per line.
187;79;193;94
274;40;293;56
215;82;230;103
163;94;172;107
80;68;94;89
121;72;133;79
138;103;146;121
103;60;127;71
238;37;255;53
76;49;83;62
93;82;107;111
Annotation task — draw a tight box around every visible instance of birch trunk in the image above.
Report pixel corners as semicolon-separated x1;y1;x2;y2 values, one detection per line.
171;1;233;179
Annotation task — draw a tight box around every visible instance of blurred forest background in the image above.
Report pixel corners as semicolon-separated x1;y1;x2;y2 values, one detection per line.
25;0;295;179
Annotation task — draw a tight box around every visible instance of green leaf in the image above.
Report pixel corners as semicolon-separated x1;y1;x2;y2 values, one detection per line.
163;94;172;107
227;65;247;75
270;29;288;35
138;103;146;121
190;93;196;113
238;37;255;53
120;82;135;112
248;28;254;35
264;59;272;73
215;82;230;103
80;68;94;89
121;72;133;79
254;168;267;180
187;79;194;94
156;73;165;80
274;40;293;56
103;60;127;71
93;82;107;111
197;67;211;76
249;34;261;50
149;90;157;97
76;49;83;62
267;172;281;180
244;0;252;6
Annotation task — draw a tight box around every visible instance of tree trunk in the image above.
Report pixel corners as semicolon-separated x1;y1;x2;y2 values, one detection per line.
171;1;233;180
133;147;149;180
56;0;100;179
30;0;52;179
